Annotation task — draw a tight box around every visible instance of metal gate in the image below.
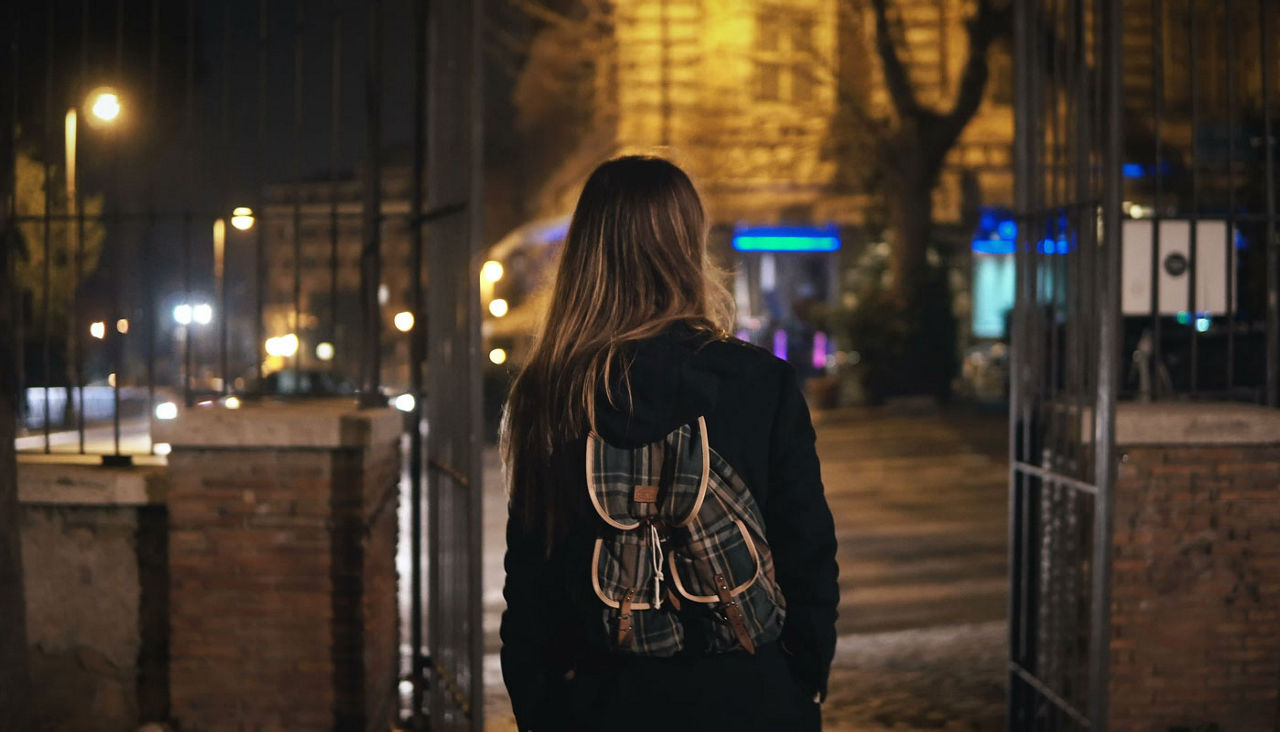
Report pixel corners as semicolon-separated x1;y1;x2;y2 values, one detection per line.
1009;0;1122;726
3;0;485;728
1010;0;1280;728
421;1;485;729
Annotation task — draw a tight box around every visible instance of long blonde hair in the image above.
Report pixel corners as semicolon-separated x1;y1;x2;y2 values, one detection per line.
503;156;733;547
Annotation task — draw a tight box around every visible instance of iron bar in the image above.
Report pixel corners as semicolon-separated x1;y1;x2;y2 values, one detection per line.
1150;0;1163;399
219;0;231;398
146;0;158;453
292;0;304;382
1264;0;1279;407
1187;1;1200;394
1014;461;1098;495
254;0;268;392
329;0;342;369
1087;0;1122;725
41;1;52;453
1009;0;1033;723
1225;0;1237;392
183;0;195;408
111;0;125;458
467;2;486;723
1009;661;1092;727
9;4;23;448
74;0;86;455
359;0;383;407
408;0;428;721
182;211;192;408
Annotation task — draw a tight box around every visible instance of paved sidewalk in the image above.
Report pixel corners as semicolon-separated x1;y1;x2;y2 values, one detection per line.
482;404;1010;730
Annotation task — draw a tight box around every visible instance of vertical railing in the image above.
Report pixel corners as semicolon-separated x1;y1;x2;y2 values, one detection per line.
1011;1;1279;728
424;0;485;728
1010;0;1119;727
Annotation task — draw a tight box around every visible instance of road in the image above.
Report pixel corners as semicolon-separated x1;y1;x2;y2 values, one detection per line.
481;403;1010;731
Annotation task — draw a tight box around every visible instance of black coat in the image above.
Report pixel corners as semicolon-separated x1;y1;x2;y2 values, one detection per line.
501;324;839;731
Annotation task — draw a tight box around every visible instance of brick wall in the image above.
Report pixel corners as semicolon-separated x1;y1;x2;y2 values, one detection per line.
165;405;400;731
1110;444;1280;731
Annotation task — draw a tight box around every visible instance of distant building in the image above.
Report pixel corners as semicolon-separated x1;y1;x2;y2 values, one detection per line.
260;166;416;387
496;0;1016;369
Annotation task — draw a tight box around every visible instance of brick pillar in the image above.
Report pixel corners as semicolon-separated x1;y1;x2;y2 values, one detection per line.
1108;403;1280;731
156;401;400;731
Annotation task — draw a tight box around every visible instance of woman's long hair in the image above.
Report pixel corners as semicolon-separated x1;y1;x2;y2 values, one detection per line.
502;156;733;549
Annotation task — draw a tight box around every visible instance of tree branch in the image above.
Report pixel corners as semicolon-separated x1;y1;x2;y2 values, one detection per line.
934;0;1010;156
868;0;922;120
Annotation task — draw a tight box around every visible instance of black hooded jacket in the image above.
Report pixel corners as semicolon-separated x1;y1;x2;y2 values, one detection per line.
500;324;839;731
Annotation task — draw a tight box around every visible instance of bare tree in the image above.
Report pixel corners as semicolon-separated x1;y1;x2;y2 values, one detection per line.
840;0;1010;301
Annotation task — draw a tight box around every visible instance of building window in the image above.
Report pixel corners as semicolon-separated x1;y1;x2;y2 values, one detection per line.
755;7;817;104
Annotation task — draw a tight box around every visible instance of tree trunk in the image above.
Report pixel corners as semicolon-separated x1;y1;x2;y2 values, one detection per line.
883;160;935;304
0;231;31;727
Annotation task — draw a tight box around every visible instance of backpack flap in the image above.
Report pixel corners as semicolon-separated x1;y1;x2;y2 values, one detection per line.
586;417;708;528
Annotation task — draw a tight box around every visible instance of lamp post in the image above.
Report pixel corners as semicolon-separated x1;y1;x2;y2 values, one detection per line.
66;88;122;457
213;218;227;394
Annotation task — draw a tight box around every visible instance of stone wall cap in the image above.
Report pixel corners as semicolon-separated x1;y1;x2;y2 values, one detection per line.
1106;401;1280;446
151;398;403;449
18;460;168;506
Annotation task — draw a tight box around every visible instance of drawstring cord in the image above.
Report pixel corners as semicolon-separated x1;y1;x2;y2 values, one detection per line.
649;522;665;610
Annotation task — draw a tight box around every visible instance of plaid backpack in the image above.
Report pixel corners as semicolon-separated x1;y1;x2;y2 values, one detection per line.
586;416;786;656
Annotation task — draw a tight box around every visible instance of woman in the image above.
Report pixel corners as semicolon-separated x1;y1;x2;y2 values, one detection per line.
501;156;838;731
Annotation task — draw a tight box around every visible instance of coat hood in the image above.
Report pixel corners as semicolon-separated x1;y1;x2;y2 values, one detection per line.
593;323;729;448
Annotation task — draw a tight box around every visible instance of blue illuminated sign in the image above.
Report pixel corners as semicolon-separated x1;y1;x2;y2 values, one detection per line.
972;207;1017;255
972;207;1074;255
733;225;841;252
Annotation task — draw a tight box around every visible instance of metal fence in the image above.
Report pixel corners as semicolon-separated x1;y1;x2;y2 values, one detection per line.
1010;0;1279;728
2;0;484;728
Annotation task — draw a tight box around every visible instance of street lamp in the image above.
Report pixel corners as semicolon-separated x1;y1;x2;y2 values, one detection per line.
91;93;120;122
394;311;415;332
65;88;123;311
481;260;504;283
265;334;299;358
193;303;213;325
488;298;509;318
231;206;255;231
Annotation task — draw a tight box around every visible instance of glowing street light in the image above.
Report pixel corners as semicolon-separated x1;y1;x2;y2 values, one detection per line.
315;342;335;361
231;206;255;231
481;260;504;283
394;393;416;412
265;333;299;358
173;304;192;325
192;303;213;325
393;311;415;332
154;401;179;420
116;318;129;334
488;298;509;318
489;348;508;365
90;91;121;123
89;321;106;339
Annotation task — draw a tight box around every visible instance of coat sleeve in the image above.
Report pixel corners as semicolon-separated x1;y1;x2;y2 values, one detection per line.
765;363;839;701
499;508;559;731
